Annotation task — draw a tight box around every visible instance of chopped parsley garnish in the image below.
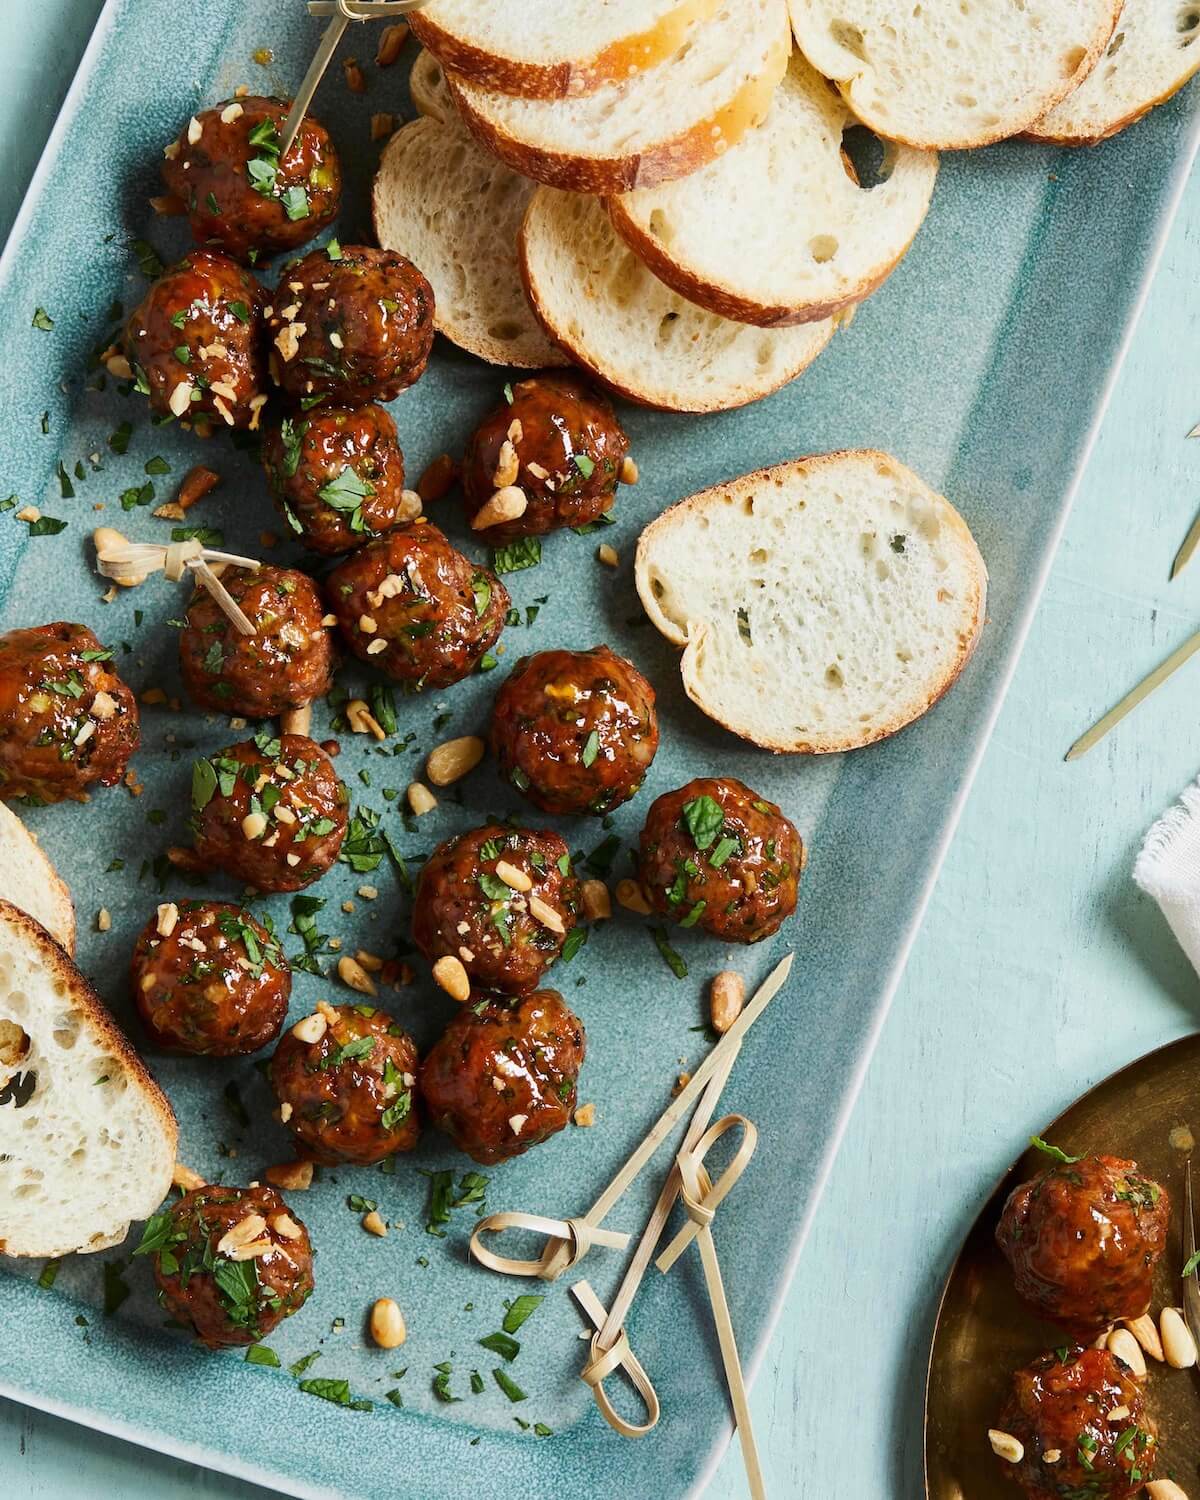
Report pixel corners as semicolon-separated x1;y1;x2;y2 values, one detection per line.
299;1377;372;1411
24;515;68;536
1029;1136;1083;1165
289;1350;322;1377
681;795;725;851
571;452;595;479
492;1367;527;1402
38;1259;61;1290
432;1363;460;1402
492;537;541;574
347;1194;377;1214
502;1294;543;1335
708;835;740;868
1183;1250;1200;1278
132;239;163;279
244;1345;280;1367
32;306;54;331
651;928;688;979
561;927;588;962
338;806;388;873
581;730;600;768
144;455;171;475
326;1035;376;1069
280;185;311;221
479;1330;519;1362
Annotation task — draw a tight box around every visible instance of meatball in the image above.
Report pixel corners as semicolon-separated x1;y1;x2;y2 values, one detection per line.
141;1184;314;1348
490;646;658;816
178;565;335;718
0;623;138;804
189;732;348;892
131;899;289;1055
996;1152;1170;1340
325;524;508;689
462;375;630;541
270;1003;419;1165
420;991;585;1165
413;825;581;996
994;1346;1157;1497
161;96;340;262
266;244;434;404
123;251;267;430
262;404;407;555
638;778;803;944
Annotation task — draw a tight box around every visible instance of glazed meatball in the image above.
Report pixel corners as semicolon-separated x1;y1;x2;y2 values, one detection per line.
995;1346;1157;1497
0;623;138;804
162;96;340;262
490;646;658;816
420;990;585;1165
141;1184;314;1348
996;1152;1170;1340
462;375;630;541
638;778;803;944
123;251;266;429
325;524;508;689
262;404;408;555
179;565;335;718
413;825;581;996
267;244;434;403
188;732;348;892
270;1003;420;1165
131;899;289;1056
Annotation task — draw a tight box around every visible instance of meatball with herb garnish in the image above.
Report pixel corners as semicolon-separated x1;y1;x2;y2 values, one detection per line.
461;374;630;541
325;524;508;690
161;96;340;263
996;1148;1170;1341
178;564;335;718
131;899;289;1056
123;250;267;430
0;623;139;805
490;645;658;816
638;778;803;944
270;1002;420;1166
262;405;410;555
138;1184;314;1349
187;731;348;892
266;243;434;404
420;990;585;1165
413;824;581;997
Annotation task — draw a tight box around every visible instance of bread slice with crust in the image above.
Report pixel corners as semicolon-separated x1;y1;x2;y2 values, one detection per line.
788;0;1122;150
1027;0;1200;145
608;50;938;326
448;0;791;194
0;801;75;954
409;47;456;125
409;0;723;99
373;116;568;369
635;451;987;752
0;901;177;1258
520;188;837;412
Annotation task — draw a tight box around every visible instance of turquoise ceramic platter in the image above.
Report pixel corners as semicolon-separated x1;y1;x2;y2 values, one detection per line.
1;4;1198;1497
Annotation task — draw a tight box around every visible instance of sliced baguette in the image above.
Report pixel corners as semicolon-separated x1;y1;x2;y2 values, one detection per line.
409;0;723;99
373;116;568;369
0;900;177;1257
609;51;938;326
520;188;837;412
788;0;1123;150
448;0;791;194
410;47;456;126
635;451;987;752
0;802;75;954
1027;1;1200;145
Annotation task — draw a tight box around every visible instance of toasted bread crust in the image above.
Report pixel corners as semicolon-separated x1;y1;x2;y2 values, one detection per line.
1023;54;1200;145
0;802;75;954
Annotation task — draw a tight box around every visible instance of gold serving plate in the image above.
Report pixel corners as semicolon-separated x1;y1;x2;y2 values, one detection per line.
925;1033;1200;1498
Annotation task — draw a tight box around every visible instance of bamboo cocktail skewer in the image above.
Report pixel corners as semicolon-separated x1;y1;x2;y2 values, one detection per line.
1066;624;1200;760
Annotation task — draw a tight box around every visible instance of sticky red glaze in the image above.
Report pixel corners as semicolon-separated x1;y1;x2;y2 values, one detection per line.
162;96;340;261
461;375;629;541
262;404;407;555
123;250;267;429
420;990;585;1165
324;523;508;689
996;1154;1170;1340
638;777;803;943
152;1184;314;1348
131;899;290;1056
0;623;139;804
270;1004;420;1165
178;565;335;718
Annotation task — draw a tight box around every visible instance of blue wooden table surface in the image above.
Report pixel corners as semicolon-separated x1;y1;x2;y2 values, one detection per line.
8;5;1200;1497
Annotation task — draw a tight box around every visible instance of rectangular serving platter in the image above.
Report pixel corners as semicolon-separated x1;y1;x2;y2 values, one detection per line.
1;4;1198;1498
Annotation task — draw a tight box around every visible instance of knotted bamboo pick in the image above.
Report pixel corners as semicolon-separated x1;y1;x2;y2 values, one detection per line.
92;531;261;636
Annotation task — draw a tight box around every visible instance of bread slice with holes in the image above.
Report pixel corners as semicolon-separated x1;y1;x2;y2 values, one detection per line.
0;802;75;954
448;0;791;194
520;189;837;411
409;0;723;99
0;901;177;1258
410;47;456;125
788;0;1122;150
609;51;938;326
1027;0;1200;144
635;451;987;752
373;116;568;369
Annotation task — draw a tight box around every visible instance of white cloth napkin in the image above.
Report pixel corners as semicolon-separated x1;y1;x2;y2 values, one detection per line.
1134;775;1200;974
